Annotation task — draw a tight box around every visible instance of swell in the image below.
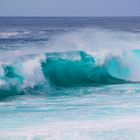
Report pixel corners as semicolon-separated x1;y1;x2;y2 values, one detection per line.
0;50;140;98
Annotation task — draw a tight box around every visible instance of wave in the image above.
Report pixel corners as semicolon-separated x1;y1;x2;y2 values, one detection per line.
0;49;140;98
0;31;29;39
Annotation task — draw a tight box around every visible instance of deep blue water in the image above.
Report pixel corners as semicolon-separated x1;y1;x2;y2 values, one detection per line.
0;17;140;140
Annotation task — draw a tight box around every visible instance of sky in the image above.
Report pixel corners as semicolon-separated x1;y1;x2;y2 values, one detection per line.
0;0;140;17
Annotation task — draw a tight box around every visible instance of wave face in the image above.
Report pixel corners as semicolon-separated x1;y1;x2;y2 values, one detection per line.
43;51;127;87
0;49;140;98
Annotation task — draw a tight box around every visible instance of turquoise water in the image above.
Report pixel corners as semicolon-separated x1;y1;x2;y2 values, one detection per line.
0;17;140;139
1;85;140;139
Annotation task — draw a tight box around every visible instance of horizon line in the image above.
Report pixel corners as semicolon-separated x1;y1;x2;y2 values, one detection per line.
0;16;140;18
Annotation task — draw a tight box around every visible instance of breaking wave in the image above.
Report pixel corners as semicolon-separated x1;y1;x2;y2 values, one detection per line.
0;49;140;98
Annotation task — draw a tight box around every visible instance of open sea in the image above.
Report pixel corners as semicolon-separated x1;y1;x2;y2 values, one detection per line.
0;17;140;140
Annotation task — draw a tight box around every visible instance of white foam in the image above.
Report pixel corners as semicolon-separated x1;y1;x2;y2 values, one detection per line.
0;32;19;38
20;55;46;88
0;31;29;38
1;116;140;140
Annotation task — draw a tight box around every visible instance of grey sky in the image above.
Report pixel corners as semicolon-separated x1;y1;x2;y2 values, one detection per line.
0;0;140;17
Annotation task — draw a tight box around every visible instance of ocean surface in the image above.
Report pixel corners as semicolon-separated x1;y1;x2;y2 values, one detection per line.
0;17;140;140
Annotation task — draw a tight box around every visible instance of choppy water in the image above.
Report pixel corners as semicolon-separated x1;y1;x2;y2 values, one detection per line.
0;17;140;140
